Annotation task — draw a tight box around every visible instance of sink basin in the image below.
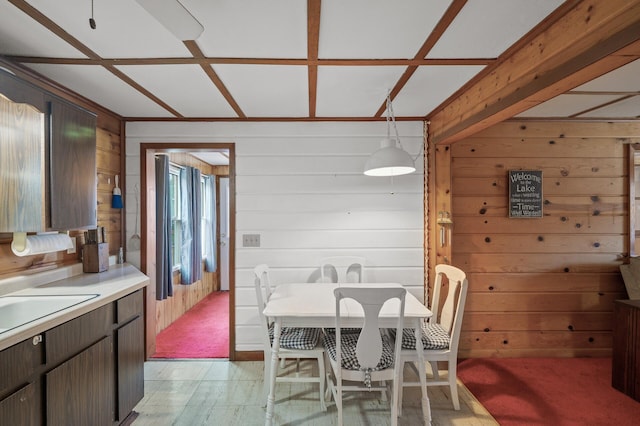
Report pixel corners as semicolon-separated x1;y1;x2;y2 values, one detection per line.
0;294;99;334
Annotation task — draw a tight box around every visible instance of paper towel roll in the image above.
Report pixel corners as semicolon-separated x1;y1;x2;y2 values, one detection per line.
11;233;74;257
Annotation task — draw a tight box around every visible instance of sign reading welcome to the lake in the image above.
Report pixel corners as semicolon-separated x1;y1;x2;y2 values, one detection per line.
508;170;543;218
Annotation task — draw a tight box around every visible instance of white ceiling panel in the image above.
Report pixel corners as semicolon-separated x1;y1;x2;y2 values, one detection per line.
574;59;640;92
212;64;308;117
393;65;486;116
318;0;452;59
116;64;237;117
316;66;406;117
0;1;636;122
191;151;230;166
186;0;308;58
25;64;174;117
0;2;86;58
517;94;626;117
578;96;640;118
427;0;564;58
23;0;190;58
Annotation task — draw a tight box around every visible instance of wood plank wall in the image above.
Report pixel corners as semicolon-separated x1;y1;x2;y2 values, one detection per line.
153;152;225;334
0;60;123;279
449;120;639;358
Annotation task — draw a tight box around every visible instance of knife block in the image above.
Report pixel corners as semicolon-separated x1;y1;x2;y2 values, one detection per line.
83;242;109;273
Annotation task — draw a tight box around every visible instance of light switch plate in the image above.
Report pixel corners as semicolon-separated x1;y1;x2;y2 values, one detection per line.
242;234;260;247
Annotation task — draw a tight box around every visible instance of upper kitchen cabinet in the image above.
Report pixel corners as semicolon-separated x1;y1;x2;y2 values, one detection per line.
0;69;97;232
47;96;97;230
0;76;46;232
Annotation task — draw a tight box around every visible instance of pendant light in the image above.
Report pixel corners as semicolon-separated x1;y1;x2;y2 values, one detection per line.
364;92;416;177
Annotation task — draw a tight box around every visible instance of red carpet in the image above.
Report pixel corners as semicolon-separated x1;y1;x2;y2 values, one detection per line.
152;291;229;359
458;357;640;426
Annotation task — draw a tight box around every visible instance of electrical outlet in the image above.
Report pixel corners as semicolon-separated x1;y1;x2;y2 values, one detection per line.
242;234;260;247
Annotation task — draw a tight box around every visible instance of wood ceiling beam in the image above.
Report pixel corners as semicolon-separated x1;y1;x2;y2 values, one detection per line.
429;0;640;145
307;0;321;118
5;56;494;67
374;0;468;117
183;41;246;119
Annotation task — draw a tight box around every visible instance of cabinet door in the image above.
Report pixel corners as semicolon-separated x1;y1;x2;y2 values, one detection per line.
0;94;46;232
46;335;114;426
0;381;42;425
48;97;97;230
116;316;144;421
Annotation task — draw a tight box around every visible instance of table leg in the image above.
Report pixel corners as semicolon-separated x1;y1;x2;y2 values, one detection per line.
265;319;281;426
415;320;431;425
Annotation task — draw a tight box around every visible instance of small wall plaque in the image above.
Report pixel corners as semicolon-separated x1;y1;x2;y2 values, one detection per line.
509;170;543;218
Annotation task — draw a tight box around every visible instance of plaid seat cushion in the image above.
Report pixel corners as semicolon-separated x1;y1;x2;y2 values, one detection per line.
324;327;361;334
392;323;450;350
268;324;321;350
322;330;395;371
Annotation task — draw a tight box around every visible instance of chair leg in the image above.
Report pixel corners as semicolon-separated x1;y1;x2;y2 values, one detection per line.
449;361;460;410
262;351;272;407
391;376;399;426
336;381;343;426
317;354;327;411
397;360;405;417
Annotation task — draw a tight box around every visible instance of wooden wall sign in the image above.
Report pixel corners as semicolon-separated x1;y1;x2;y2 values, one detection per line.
509;170;543;218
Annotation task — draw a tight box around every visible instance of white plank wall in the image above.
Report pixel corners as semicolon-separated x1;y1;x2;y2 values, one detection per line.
125;121;425;352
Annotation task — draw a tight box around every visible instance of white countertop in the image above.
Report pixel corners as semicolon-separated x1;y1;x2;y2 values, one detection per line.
0;263;149;351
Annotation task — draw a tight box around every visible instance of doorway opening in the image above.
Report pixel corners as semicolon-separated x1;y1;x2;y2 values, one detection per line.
139;143;236;360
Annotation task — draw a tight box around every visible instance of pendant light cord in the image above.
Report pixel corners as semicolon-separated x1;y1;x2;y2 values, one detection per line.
89;0;96;29
387;90;424;162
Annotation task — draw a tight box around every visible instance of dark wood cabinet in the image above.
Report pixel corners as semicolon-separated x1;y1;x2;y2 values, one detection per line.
47;97;97;230
0;77;46;232
0;334;44;398
45;303;112;367
0;69;46;112
0;290;144;425
0;68;97;232
115;290;145;422
612;299;640;401
46;336;114;426
116;317;144;421
0;381;42;426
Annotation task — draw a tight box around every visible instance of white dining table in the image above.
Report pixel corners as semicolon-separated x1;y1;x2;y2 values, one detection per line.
262;282;432;425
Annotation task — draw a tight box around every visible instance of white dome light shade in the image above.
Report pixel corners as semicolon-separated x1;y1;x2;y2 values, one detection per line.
364;138;416;176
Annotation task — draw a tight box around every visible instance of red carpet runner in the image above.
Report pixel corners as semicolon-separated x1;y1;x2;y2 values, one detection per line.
152;291;229;359
458;357;640;426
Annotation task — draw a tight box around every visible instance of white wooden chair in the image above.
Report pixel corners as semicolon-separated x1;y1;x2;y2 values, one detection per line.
323;286;406;426
397;264;469;411
254;264;326;411
319;256;366;283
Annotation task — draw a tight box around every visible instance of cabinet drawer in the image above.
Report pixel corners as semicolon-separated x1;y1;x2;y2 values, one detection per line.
45;303;112;366
116;290;143;324
0;335;44;398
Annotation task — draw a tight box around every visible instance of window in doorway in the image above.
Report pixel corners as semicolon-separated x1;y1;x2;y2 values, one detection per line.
169;164;182;269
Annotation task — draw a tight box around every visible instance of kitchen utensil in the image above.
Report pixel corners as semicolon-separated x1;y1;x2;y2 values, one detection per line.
129;184;141;251
112;175;123;209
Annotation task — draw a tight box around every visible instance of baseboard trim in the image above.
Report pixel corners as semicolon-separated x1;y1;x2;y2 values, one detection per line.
234;350;263;361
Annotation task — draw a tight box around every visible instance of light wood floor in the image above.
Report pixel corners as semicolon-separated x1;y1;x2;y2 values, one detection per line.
132;360;498;426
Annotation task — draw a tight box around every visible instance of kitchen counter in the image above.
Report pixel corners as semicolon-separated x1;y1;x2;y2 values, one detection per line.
0;262;148;351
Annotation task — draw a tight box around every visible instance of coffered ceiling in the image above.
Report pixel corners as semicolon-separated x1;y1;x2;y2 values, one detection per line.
0;0;639;127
